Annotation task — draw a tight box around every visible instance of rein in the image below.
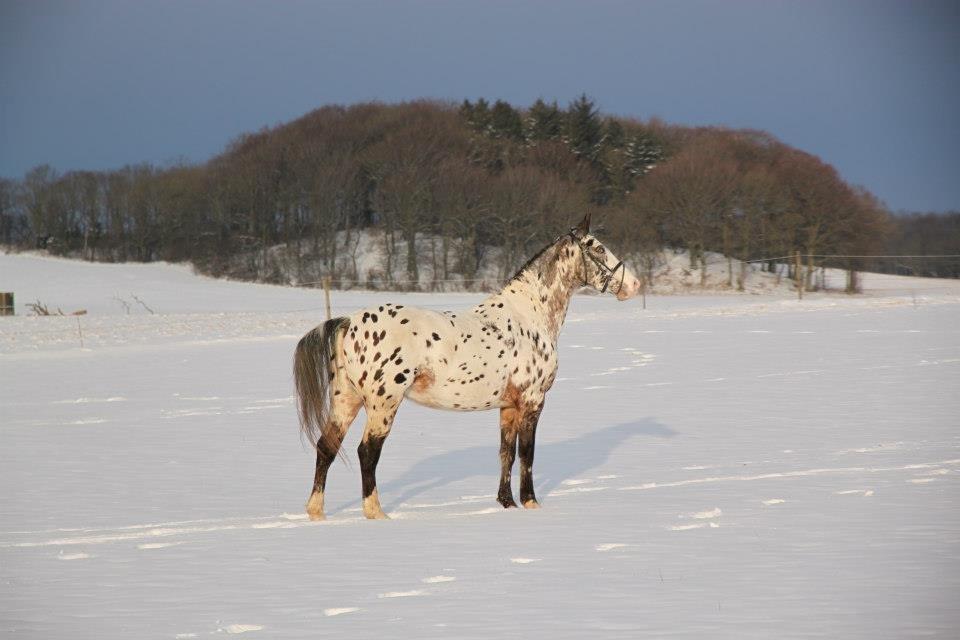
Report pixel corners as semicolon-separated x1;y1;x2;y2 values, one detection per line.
567;230;626;295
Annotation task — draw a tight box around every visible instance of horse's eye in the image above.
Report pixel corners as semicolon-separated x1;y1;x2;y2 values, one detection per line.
597;246;605;254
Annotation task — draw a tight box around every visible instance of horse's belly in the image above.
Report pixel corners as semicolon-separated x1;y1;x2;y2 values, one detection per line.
404;378;505;412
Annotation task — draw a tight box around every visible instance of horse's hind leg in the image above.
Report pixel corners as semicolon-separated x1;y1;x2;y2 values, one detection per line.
357;401;400;520
305;383;362;521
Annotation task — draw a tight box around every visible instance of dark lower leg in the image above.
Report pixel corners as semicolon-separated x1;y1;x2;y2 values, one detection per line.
498;427;519;508
306;427;343;519
518;416;540;507
312;434;340;494
358;433;388;518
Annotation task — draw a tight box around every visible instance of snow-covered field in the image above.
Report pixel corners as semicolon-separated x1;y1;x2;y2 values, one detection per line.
2;252;959;639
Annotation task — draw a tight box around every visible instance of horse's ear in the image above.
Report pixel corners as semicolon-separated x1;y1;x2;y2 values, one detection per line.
573;212;592;237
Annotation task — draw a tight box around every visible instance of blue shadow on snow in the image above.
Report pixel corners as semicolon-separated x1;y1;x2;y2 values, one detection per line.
329;418;675;514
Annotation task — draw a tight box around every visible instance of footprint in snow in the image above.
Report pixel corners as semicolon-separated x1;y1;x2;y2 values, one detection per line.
510;558;541;564
138;542;186;550
595;543;628;552
687;508;722;520
671;507;722;530
422;576;456;583
670;523;719;531
323;608;361;617
378;590;426;598
762;499;786;506
220;624;263;634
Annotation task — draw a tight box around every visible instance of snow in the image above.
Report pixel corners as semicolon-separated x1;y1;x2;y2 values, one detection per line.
2;252;959;638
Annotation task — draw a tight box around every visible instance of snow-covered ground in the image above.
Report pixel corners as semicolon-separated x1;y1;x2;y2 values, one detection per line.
2;252;959;638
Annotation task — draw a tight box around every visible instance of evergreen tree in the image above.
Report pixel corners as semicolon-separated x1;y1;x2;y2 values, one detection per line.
605;119;626;149
490;100;523;140
469;98;492;134
459;99;474;123
563;94;604;162
525;98;562;142
625;133;664;177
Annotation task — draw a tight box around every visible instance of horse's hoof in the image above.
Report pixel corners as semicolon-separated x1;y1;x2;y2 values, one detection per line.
523;499;541;509
307;510;326;521
498;497;519;509
365;511;390;520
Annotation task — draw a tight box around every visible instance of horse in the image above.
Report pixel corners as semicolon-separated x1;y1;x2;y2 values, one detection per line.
293;213;642;520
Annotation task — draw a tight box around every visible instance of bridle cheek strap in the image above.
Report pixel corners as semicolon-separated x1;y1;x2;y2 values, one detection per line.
601;260;625;294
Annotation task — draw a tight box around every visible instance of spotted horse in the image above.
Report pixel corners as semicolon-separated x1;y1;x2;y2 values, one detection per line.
294;213;642;520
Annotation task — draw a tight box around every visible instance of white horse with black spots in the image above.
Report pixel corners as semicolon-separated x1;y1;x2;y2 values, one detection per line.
293;213;642;520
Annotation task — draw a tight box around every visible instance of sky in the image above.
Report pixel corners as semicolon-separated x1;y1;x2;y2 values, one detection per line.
1;0;958;212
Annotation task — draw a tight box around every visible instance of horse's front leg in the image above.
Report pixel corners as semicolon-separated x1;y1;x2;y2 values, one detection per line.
497;407;519;508
518;403;544;509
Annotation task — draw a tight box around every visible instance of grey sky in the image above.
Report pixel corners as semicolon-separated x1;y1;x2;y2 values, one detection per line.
1;0;958;212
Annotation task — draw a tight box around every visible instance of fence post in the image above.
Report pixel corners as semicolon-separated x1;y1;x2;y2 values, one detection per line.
794;251;803;300
0;292;13;316
323;277;332;321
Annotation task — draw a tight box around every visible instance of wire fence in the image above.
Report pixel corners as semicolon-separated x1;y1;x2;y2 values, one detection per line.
291;254;960;294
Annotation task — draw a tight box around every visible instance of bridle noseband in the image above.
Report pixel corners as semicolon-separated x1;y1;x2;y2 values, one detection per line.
567;230;626;295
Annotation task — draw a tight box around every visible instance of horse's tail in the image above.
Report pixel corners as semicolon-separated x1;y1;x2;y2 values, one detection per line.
294;317;350;453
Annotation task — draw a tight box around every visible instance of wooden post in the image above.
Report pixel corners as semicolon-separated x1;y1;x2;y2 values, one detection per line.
323;277;332;321
0;292;13;316
794;251;803;300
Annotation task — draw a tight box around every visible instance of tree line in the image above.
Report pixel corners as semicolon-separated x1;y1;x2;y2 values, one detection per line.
1;97;955;288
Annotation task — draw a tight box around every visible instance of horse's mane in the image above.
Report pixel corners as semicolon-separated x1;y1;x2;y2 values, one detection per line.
509;236;564;282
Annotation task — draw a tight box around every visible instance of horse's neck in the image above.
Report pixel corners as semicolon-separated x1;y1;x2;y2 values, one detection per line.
498;240;581;343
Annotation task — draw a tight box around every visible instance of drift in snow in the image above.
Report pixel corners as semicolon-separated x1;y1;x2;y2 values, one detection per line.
293;213;643;520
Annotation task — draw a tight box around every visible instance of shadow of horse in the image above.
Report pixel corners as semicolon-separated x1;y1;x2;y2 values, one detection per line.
330;418;675;514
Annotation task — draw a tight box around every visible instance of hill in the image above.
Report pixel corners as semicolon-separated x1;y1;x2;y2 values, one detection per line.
1;98;895;288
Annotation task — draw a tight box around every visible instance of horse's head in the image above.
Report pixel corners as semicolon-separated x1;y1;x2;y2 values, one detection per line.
568;212;642;301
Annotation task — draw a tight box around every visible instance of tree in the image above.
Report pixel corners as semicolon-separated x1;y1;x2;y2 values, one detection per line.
489;100;523;141
605;119;626;149
633;134;739;284
624;133;663;177
21;165;57;247
525;99;562;142
461;98;492;134
0;178;26;245
563;94;604;162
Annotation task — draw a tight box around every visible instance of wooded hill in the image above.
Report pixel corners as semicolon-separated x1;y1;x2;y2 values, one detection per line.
3;96;952;287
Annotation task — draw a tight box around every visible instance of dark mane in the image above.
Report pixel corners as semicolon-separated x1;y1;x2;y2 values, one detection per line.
509;235;564;282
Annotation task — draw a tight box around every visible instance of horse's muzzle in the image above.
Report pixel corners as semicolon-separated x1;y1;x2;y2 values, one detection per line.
616;276;642;301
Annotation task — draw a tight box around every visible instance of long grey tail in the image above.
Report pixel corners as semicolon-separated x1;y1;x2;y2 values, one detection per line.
294;317;349;452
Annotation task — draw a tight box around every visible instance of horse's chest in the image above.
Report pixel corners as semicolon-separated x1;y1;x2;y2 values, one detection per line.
512;342;558;389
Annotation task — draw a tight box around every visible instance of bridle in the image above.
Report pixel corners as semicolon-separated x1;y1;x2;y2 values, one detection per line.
567;230;626;295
